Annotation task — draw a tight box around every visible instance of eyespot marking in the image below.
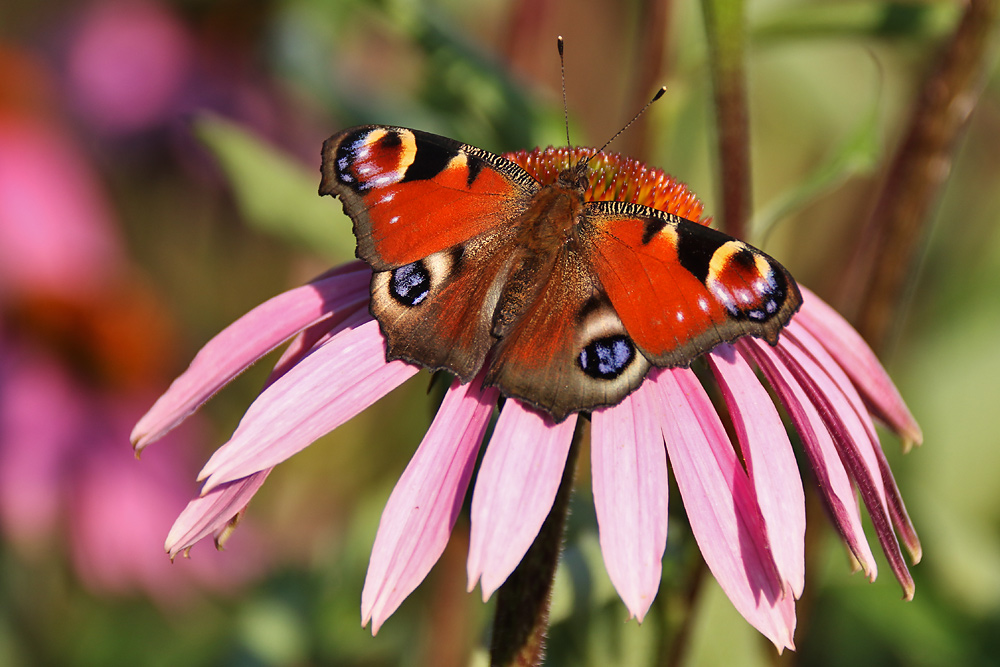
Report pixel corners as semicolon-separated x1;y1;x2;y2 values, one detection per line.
390;261;431;307
706;240;788;321
335;128;417;192
579;335;636;380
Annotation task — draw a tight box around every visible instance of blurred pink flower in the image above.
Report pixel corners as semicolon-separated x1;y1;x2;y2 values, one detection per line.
0;117;122;298
66;0;193;134
0;49;260;600
134;261;921;650
62;0;292;155
0;345;257;600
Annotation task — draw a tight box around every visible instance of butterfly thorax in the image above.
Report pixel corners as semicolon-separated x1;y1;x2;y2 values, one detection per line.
491;173;587;338
515;174;586;248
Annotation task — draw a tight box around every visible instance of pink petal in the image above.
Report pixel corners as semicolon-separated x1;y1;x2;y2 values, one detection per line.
653;367;796;652
131;264;370;451
467;402;577;600
794;286;922;447
872;443;922;563
198;316;419;491
165;470;271;557
782;318;918;562
742;339;878;580
774;326;913;598
591;384;667;622
707;345;806;598
785;321;883;452
363;375;499;634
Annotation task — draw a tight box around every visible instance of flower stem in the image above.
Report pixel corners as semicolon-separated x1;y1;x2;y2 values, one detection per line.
702;0;751;240
489;431;581;667
663;555;708;667
621;0;674;162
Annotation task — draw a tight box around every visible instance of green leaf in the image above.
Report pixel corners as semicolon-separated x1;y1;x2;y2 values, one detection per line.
195;115;356;262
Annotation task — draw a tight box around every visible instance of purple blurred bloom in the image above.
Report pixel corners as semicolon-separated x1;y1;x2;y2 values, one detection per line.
135;262;921;650
0;53;260;599
0;345;259;599
67;0;193;134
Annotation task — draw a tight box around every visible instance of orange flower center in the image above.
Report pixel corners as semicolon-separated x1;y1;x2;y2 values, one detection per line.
504;147;706;224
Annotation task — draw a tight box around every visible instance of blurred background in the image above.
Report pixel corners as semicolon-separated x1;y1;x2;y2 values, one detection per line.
1;0;998;665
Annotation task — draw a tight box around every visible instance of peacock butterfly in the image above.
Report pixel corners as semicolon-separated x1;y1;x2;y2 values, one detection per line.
318;125;801;421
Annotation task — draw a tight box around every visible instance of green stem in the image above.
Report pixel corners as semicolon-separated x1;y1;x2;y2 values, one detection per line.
702;0;751;240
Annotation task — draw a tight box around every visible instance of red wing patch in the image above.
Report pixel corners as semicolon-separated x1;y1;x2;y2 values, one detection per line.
582;202;801;367
485;248;651;421
320;126;537;269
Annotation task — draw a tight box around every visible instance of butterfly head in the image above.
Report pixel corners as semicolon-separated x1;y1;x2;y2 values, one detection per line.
556;159;591;194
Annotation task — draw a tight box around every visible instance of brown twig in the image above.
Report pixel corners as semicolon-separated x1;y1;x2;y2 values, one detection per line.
843;0;1000;351
621;0;674;162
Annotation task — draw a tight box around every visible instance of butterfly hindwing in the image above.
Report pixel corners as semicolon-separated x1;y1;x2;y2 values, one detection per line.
579;201;802;367
370;228;518;381
320;126;538;270
485;246;651;420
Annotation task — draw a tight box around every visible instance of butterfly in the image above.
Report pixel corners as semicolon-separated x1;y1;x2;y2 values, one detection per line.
319;125;801;421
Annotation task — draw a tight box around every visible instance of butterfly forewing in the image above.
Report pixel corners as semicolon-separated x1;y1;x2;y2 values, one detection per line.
320;126;538;270
580;201;801;366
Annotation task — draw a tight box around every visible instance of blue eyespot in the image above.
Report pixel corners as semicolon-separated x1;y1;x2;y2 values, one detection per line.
390;261;430;307
579;335;635;380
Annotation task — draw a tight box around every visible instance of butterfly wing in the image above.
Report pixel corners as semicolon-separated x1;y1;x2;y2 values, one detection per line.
485;246;652;421
486;201;800;420
320;125;538;270
368;229;518;381
579;201;802;367
320;125;539;380
320;126;801;419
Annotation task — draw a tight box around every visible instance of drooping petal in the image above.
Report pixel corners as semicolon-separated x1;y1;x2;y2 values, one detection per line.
872;444;922;563
652;367;795;652
742;338;878;580
707;345;806;598
467;402;577;600
131;264;370;451
197;316;419;491
781;318;919;561
794;287;922;447
591;383;668;622
166;470;271;557
363;375;499;634
773;328;914;599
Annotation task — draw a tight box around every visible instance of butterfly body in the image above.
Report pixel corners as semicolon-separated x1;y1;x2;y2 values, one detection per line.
320;125;801;420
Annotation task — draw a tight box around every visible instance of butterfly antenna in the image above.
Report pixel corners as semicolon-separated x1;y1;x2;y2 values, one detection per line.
558;36;571;149
582;86;667;170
